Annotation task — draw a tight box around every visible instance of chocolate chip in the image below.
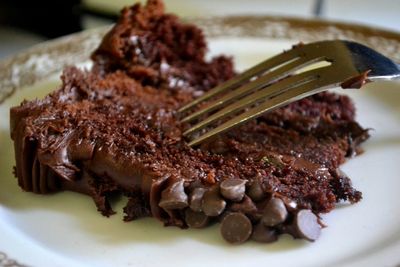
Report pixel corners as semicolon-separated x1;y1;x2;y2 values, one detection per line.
220;212;252;244
229;195;257;216
202;185;226;216
251;222;278;243
189;187;206;212
185;209;209;228
294;209;321;241
247;178;266;202
261;197;288;227
283;199;298;212
159;180;188;210
220;178;246;202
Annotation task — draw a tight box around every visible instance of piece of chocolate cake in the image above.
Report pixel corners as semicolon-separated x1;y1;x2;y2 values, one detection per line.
10;0;369;244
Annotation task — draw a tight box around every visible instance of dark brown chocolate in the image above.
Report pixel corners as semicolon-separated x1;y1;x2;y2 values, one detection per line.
247;177;267;202
185;209;210;228
202;185;227;217
341;70;371;89
220;212;253;244
159;179;188;210
9;0;369;245
229;195;258;217
220;178;246;202
189;187;206;212
261;198;288;227
251;222;278;243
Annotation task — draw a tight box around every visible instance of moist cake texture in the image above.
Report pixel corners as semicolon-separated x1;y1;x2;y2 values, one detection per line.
10;0;369;244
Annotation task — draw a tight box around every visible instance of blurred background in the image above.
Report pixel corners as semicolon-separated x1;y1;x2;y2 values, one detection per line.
0;0;399;59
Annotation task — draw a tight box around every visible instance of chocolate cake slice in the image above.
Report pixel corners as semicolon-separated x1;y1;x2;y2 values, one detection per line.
10;0;369;244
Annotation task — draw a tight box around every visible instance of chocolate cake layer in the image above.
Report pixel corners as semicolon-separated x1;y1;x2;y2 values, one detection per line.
10;0;369;244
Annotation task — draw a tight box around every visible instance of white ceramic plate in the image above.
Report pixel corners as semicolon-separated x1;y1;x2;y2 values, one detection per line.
0;17;400;267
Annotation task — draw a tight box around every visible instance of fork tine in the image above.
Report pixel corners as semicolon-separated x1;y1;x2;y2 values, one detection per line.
187;76;328;146
178;47;302;114
183;67;329;137
181;56;324;123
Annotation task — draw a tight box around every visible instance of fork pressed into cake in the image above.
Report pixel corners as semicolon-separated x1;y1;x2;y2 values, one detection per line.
180;40;399;146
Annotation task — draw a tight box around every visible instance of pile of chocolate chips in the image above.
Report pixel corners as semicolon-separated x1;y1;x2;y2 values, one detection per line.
160;177;321;244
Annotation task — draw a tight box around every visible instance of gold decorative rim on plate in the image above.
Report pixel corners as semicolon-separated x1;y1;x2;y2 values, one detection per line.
0;15;399;104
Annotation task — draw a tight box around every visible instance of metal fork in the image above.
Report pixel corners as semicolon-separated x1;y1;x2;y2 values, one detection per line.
179;40;400;147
